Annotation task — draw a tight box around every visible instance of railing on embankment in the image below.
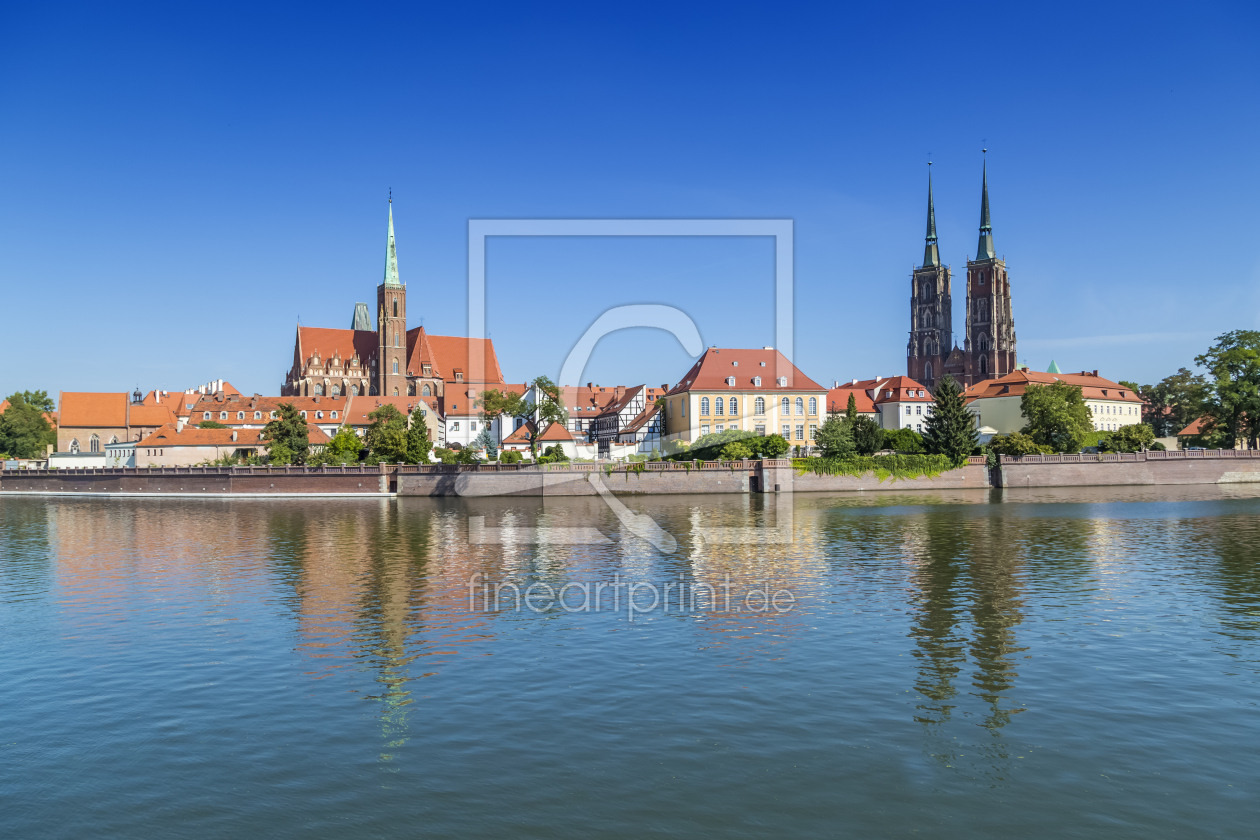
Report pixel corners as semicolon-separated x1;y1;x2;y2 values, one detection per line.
996;448;1260;487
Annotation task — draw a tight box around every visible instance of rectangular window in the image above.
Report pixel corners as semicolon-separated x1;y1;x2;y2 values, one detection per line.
795;425;805;441
471;421;477;431
782;424;790;438
916;405;922;415
701;424;710;436
755;425;766;436
905;406;911;415
809;423;817;440
452;422;460;431
715;424;724;432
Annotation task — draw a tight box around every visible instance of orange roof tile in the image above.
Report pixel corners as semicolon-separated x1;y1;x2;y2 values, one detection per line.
59;393;129;427
825;387;878;414
1177;416;1210;436
538;422;574;441
667;348;825;395
139;423;329;447
342;395;437;426
963;369;1143;404
298;327;378;368
503;420;536;443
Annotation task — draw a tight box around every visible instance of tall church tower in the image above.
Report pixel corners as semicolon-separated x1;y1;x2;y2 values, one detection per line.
376;199;408;397
907;166;953;391
962;158;1016;384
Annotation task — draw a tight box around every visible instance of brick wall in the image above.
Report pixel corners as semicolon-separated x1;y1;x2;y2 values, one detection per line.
997;449;1260;488
0;465;390;494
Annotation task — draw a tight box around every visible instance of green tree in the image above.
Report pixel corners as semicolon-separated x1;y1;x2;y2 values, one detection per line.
1195;331;1260;449
883;427;925;453
406;407;433;464
845;392;858;422
472;427;495;460
198;419;227;429
262;403;310;464
0;391;57;458
1020;381;1093;453
522;376;568;459
478;387;528;449
720;441;753;460
759;433;791;458
328;425;364;461
987;431;1051;456
1141;368;1210;437
1099;423;1156;453
921;374;980;465
813;413;855;458
850;415;883;456
365;404;408;462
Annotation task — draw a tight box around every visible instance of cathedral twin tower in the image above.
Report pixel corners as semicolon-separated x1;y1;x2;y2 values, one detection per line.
907;159;1016;392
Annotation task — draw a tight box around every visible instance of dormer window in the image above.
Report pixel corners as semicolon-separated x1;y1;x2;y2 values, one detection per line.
726;376;736;386
455;372;464;382
732;361;738;366
254;411;261;419
754;376;761;386
300;411;307;419
777;376;787;387
315;411;323;419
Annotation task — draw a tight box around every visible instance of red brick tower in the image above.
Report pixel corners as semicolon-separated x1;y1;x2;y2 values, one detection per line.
376;199;408;397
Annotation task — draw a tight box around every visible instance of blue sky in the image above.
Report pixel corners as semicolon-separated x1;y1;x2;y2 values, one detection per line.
2;1;1258;397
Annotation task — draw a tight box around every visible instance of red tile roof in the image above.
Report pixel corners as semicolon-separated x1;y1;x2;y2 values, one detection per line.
297;327;378;368
538;422;574;441
825;387;878;414
842;376;933;404
138;424;330;447
503;421;536;444
1177;416;1209;436
964;369;1143;404
59;393;129;427
342;395;437;426
667;348;825;395
404;329;505;384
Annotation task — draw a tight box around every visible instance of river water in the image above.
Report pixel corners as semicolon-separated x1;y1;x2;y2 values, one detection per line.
2;486;1258;838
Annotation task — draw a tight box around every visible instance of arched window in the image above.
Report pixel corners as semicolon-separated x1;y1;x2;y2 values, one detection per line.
394;332;399;348
331;385;340;396
393;299;398;317
392;388;399;396
781;397;790;414
700;397;710;415
89;434;100;453
729;398;738;415
254;411;262;419
925;362;934;382
979;355;988;375
220;411;229;420
69;439;80;453
795;397;804;416
407;382;416;396
237;412;245;420
392;360;399;374
754;397;765;415
109;435;118;444
978;334;989;352
715;398;724;416
422;384;431;396
313;384;323;396
808;397;817;415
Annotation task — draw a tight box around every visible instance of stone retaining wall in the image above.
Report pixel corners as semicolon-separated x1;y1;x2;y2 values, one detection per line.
997;450;1260;488
0;465;390;494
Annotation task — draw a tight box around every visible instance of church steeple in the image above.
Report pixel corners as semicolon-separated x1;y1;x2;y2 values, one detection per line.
923;165;940;268
383;197;401;287
975;156;995;260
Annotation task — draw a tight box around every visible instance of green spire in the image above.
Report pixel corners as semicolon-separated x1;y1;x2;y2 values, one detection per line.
383;198;401;287
1047;359;1062;374
976;157;995;260
923;166;940;268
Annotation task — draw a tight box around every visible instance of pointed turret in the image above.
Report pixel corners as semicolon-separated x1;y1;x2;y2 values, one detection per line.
975;158;995;260
383;199;401;287
923;167;940;268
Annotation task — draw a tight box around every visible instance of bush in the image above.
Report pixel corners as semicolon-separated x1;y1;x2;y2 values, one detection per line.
882;427;925;453
1150;441;1166;451
1098;423;1156;453
198;420;227;429
720;441;753;460
793;454;954;482
538;444;569;464
813;414;855;458
988;431;1052;456
850;416;883;456
499;450;523;464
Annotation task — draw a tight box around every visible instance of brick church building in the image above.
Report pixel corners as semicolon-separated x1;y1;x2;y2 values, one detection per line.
282;201;505;399
906;159;1017;392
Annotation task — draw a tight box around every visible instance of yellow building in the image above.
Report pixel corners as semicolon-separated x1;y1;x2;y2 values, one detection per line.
662;347;828;448
964;368;1144;435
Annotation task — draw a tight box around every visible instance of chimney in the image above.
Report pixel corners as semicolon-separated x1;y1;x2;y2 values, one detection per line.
1093;370;1099;376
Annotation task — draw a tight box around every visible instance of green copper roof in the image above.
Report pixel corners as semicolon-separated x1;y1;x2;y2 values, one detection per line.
1047;359;1062;374
975;160;995;260
383;201;401;287
923;168;940;268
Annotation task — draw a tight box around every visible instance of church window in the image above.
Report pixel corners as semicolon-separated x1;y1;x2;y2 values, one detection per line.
109;436;118;444
979;355;988;375
755;397;765;415
730;398;738;415
422;384;431;396
392;360;399;374
925;362;933;381
980;271;986;284
795;397;804;416
700;397;710;415
331;386;340;396
392;388;398;396
313;385;323;396
90;434;100;453
70;439;80;453
393;299;398;317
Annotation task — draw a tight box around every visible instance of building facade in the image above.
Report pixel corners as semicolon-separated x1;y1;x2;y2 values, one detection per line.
907;160;1017;391
963;369;1144;435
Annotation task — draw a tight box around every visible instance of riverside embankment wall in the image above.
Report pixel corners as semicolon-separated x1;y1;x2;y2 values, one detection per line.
996;449;1260;487
3;451;1258;497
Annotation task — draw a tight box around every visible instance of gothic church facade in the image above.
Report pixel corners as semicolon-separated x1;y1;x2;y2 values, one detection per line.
906;161;1017;392
282;202;505;399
